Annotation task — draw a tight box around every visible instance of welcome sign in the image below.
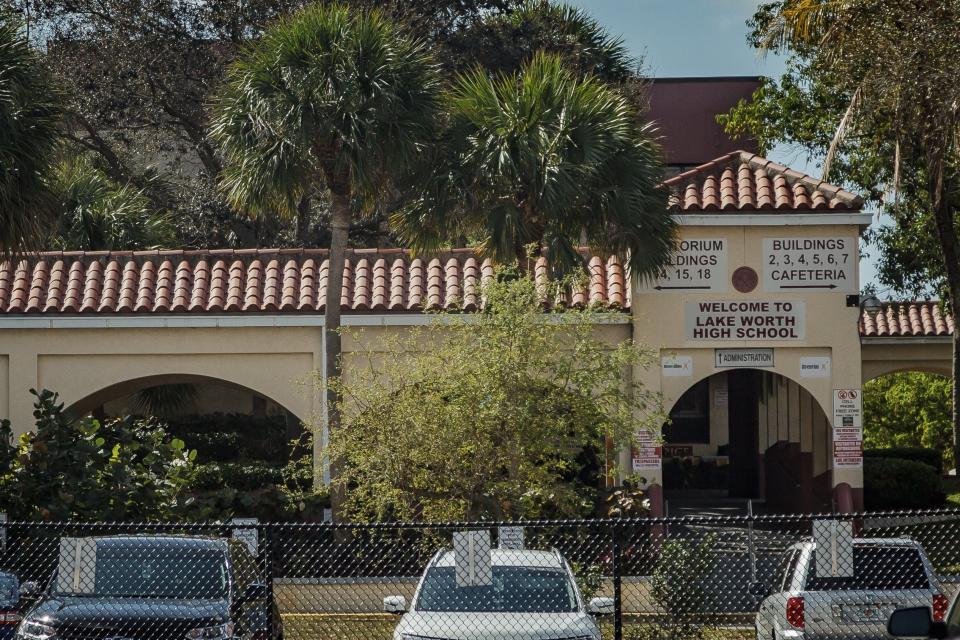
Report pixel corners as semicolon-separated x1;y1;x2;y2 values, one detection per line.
686;301;806;340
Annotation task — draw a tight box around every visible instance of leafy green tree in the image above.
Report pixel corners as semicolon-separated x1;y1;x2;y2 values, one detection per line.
722;0;960;468
0;390;196;521
49;157;174;250
212;3;442;517
650;536;716;640
394;52;674;279
321;269;665;521
0;14;62;254
863;372;953;468
456;1;637;82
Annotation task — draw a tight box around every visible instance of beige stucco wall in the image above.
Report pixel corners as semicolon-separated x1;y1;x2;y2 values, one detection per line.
0;325;324;432
631;221;866;494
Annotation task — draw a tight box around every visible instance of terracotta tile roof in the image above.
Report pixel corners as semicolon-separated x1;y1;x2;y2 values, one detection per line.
664;151;863;212
860;301;954;337
0;248;629;315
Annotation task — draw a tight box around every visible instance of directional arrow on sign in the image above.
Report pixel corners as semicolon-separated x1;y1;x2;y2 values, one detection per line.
654;285;711;290
779;284;838;289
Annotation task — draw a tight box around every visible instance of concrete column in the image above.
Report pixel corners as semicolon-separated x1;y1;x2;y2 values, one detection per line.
7;350;38;437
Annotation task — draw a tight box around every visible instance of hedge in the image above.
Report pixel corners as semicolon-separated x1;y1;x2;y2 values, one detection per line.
864;447;943;476
864;457;942;510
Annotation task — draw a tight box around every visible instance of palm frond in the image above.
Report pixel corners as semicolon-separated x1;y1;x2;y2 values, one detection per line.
0;16;64;255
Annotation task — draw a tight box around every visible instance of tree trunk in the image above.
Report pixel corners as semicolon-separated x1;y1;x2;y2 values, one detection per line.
296;195;311;245
325;185;351;519
928;166;960;471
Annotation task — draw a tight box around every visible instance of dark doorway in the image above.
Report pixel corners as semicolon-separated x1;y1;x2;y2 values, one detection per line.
727;369;760;498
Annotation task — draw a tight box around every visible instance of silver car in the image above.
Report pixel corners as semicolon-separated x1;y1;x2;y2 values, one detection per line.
755;538;946;640
385;548;614;640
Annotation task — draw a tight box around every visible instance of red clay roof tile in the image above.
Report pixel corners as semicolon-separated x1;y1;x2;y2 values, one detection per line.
665;151;863;212
0;249;629;315
859;301;954;337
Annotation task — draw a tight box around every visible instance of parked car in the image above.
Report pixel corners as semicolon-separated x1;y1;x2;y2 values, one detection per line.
15;536;281;640
0;572;21;640
753;537;946;640
384;548;614;640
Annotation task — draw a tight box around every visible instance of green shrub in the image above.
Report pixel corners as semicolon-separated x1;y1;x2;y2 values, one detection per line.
865;447;944;476
864;457;942;510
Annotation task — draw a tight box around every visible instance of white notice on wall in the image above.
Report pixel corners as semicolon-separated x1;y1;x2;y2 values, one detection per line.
631;429;662;472
640;239;728;292
686;301;805;341
832;389;863;468
800;357;831;378
661;355;693;377
763;237;857;292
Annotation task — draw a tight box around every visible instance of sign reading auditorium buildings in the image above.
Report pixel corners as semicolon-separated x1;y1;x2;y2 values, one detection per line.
686;301;806;340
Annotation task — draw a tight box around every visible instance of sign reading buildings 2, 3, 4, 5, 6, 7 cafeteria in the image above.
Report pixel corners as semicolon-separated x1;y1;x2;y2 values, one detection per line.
763;237;857;292
639;239;728;292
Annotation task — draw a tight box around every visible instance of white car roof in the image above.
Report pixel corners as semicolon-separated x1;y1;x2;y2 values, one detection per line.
790;537;921;550
433;548;563;569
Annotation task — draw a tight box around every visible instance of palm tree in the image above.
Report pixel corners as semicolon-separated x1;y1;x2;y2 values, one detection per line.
211;3;441;513
394;51;675;280
0;15;63;254
51;156;174;250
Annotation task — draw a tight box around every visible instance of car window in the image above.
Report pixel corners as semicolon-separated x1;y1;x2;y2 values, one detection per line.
0;574;17;606
805;546;930;591
87;546;229;599
416;566;578;613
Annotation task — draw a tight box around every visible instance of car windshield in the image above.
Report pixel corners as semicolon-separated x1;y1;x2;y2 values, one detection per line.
416;566;577;613
0;575;17;605
805;545;930;591
58;546;229;599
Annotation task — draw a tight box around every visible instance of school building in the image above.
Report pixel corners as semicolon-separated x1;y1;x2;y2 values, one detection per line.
0;79;950;516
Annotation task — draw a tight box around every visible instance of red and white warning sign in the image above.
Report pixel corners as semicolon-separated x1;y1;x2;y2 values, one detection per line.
632;429;662;472
832;389;863;468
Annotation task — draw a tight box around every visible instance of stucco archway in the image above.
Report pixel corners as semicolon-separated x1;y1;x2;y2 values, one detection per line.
65;373;307;424
661;368;833;513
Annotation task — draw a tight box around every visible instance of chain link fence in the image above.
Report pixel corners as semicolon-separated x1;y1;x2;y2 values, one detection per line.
0;510;958;639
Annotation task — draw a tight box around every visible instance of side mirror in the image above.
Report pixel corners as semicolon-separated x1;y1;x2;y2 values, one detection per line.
237;582;268;606
748;581;770;598
383;595;407;614
587;597;615;616
888;607;948;639
19;582;39;598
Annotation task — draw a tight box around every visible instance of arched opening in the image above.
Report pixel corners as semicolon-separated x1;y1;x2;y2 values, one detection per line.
62;375;319;520
861;370;952;509
663;370;833;515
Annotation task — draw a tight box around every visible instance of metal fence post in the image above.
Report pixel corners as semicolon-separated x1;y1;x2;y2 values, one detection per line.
611;522;623;640
261;524;275;636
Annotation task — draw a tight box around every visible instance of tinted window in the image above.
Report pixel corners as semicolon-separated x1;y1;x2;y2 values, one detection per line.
805;546;929;591
90;546;229;599
0;574;16;605
417;566;577;613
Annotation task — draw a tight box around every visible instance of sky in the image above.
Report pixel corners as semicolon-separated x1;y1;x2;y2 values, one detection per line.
567;0;884;291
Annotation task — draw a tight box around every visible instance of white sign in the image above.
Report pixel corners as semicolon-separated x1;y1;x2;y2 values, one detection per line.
631;429;662;472
800;356;831;378
715;348;774;368
453;530;492;587
661;355;693;377
498;526;524;550
763;237;856;292
231;518;259;556
813;520;854;577
686;301;805;340
57;538;97;594
641;239;728;292
833;389;863;468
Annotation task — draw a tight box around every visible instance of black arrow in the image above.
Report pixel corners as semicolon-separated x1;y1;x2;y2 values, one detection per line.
654;285;711;290
779;284;838;289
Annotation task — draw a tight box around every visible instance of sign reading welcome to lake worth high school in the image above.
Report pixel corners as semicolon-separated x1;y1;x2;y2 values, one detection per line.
640;239;728;292
686;301;806;340
763;238;857;292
